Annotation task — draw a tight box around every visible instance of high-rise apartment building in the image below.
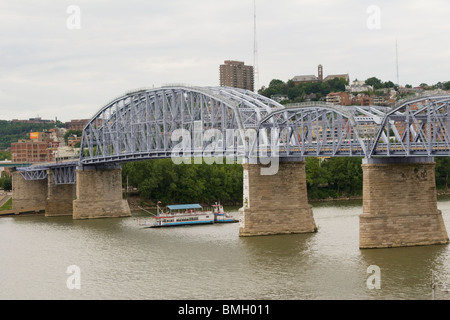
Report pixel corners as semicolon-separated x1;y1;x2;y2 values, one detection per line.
219;60;254;92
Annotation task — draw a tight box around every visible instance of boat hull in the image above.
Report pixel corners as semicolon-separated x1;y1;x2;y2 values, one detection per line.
149;220;214;228
214;214;239;223
150;213;214;228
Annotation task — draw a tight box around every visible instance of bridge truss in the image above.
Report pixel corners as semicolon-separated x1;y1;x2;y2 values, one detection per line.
15;86;450;184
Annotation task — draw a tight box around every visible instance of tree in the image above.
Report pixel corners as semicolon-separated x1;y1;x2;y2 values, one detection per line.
0;176;12;191
443;81;450;90
64;130;82;144
3;178;12;192
305;158;330;199
436;158;450;190
121;159;243;205
383;81;395;88
365;77;383;90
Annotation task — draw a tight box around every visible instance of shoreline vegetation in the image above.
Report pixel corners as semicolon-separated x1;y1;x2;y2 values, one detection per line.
122;157;450;210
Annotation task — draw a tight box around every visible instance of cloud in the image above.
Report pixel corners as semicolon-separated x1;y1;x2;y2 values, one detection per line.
1;1;450;121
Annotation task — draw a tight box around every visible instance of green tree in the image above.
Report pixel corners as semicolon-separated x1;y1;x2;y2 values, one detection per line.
436;158;450;190
64;130;82;144
365;77;383;90
443;81;450;90
383;81;395;88
0;176;12;191
305;158;330;199
122;159;243;205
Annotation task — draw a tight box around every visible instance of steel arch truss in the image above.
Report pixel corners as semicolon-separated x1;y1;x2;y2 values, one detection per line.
80;87;450;164
256;96;450;159
369;96;450;157
255;103;375;158
79;86;285;164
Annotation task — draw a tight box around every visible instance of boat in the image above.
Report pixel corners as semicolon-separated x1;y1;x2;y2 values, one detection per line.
141;202;238;228
211;202;239;223
150;203;213;228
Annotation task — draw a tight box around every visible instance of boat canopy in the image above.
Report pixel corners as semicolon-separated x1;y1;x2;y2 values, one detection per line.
167;204;203;211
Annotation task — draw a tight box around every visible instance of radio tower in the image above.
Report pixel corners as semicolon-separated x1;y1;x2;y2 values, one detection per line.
253;0;260;92
396;38;400;86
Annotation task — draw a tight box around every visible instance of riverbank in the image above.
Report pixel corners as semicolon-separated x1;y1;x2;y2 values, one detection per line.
126;188;450;210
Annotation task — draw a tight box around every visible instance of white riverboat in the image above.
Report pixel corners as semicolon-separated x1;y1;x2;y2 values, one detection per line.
151;204;213;228
140;202;238;228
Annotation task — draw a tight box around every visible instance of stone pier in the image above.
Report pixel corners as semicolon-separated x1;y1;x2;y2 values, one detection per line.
45;170;76;217
73;165;131;219
11;171;47;213
239;158;317;237
360;157;449;249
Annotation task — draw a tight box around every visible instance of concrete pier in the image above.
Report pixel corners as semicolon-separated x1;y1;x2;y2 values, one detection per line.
360;157;449;249
45;169;76;217
73;165;131;219
11;171;47;213
239;158;317;237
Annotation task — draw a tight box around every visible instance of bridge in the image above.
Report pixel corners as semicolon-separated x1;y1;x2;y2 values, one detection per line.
10;85;450;248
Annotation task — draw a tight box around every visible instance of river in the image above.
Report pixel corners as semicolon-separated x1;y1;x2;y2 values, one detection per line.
1;197;450;300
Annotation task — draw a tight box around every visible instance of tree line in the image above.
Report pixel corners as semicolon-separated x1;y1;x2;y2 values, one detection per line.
121;157;450;205
0;156;448;200
258;76;450;105
0;120;64;150
121;159;244;206
258;77;348;104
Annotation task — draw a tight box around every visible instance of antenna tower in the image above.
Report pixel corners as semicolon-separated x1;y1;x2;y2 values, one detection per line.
253;0;260;91
396;38;400;86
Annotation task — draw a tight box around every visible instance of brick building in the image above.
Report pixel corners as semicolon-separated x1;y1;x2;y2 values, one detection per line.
11;131;59;163
220;60;254;91
326;92;351;106
293;64;349;85
65;119;90;131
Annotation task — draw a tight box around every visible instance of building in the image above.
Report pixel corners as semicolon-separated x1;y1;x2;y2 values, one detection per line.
219;60;254;91
11;131;59;163
292;75;319;84
67;136;82;148
346;80;374;93
326;92;351;106
292;64;349;85
11;117;55;124
323;73;350;83
351;94;374;106
65;119;90;131
270;94;289;103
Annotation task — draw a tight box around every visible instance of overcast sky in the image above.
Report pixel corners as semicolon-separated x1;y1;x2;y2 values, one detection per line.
1;0;450;122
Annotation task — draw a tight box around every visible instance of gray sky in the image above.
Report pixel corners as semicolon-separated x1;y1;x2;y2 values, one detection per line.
1;0;450;122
